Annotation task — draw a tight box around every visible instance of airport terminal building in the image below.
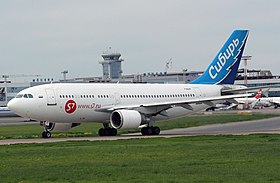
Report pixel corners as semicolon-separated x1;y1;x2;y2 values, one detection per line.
1;51;280;106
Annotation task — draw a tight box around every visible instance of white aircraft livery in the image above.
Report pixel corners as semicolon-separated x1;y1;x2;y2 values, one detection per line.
234;88;262;105
8;30;249;138
257;96;280;109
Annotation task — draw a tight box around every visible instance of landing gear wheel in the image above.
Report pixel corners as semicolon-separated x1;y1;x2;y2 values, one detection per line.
141;126;161;136
110;128;118;136
141;127;148;135
98;128;117;136
147;127;153;135
153;126;160;135
42;131;51;138
98;128;106;136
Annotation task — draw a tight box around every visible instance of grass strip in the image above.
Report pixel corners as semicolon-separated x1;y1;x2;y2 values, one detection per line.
1;135;280;182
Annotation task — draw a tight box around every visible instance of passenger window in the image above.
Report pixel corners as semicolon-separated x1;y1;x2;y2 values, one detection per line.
28;94;33;98
24;94;28;98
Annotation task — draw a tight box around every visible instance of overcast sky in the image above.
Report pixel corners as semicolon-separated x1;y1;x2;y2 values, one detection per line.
0;0;279;81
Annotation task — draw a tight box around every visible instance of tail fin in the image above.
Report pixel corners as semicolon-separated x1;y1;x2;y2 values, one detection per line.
254;89;262;99
190;30;249;85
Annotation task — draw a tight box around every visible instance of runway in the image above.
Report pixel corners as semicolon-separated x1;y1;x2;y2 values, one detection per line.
0;117;38;126
160;116;280;135
1;115;280;145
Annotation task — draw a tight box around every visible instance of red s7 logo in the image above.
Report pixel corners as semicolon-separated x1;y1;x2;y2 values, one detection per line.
65;100;77;114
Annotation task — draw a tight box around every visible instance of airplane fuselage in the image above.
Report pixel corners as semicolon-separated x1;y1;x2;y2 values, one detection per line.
8;83;222;123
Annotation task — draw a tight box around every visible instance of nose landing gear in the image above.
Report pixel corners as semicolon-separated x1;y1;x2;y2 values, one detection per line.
42;131;52;138
40;121;52;138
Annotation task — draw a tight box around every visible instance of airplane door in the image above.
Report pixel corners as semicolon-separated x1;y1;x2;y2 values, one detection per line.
114;93;121;105
45;88;57;106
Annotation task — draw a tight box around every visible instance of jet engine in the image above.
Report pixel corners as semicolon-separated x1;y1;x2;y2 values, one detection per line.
110;110;143;129
40;122;80;132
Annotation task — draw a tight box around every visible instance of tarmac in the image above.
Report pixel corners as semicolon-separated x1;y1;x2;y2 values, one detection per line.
0;108;280;145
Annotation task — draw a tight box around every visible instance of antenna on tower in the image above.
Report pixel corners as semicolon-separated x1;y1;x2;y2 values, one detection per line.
165;58;172;73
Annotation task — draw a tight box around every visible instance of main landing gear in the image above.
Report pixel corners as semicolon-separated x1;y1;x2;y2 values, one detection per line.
98;123;117;136
141;126;160;136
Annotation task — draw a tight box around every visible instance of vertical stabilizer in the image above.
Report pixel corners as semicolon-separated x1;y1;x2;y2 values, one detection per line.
190;30;249;85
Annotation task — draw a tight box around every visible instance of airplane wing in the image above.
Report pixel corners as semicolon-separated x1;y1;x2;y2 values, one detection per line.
221;85;272;95
97;93;253;113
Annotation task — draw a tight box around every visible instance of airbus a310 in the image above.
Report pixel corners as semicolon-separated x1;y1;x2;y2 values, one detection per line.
8;30;250;138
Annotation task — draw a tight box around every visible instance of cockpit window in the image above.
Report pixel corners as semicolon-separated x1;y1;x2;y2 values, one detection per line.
16;93;34;98
16;94;23;98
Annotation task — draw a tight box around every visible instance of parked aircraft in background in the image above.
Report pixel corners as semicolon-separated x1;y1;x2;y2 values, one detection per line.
257;96;280;109
233;89;280;109
234;88;262;105
8;30;250;138
207;89;263;111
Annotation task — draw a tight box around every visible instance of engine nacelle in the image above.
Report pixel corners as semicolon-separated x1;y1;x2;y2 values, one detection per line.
110;110;142;129
40;122;80;132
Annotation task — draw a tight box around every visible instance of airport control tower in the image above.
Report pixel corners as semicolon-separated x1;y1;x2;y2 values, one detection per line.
99;49;124;80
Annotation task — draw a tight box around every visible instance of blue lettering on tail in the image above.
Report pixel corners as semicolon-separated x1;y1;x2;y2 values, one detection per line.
190;30;249;85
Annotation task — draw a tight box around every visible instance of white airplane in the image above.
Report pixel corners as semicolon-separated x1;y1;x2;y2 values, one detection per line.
207;89;263;111
234;88;262;105
8;30;251;138
257;96;280;109
234;89;280;109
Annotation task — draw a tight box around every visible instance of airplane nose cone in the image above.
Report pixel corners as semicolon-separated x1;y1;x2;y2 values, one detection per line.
7;99;25;116
7;99;16;112
8;98;32;119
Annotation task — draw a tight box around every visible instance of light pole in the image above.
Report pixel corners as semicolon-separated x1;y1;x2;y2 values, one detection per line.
241;56;252;109
183;68;188;84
